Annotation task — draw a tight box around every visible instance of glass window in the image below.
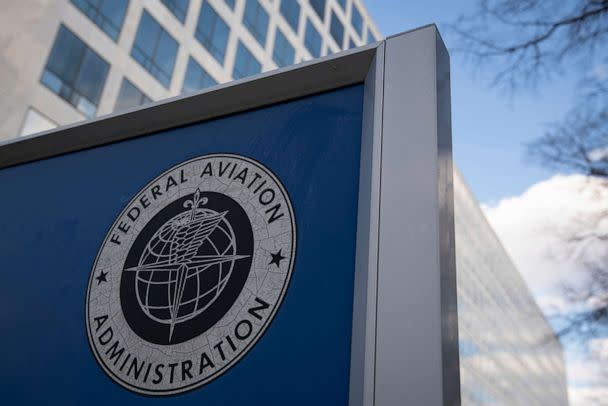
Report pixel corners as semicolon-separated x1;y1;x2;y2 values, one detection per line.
223;0;236;9
40;25;109;117
329;10;344;48
233;41;261;79
304;20;321;58
161;0;189;23
115;78;151;111
348;37;356;49
70;0;129;42
336;0;346;10
243;0;269;47
273;29;295;68
309;0;325;21
366;28;377;44
279;0;300;33
182;57;217;93
351;3;363;37
131;11;178;88
195;2;231;64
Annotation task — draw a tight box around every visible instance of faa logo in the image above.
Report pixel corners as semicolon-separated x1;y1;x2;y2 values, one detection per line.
86;154;296;395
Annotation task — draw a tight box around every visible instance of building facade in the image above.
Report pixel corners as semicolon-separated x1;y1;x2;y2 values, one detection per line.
454;171;569;405
0;0;379;140
0;0;568;404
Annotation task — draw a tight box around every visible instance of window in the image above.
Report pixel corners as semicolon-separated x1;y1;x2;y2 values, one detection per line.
329;10;344;48
304;20;321;58
41;25;109;117
195;2;230;64
336;0;346;10
161;0;190;23
366;28;377;44
223;0;236;9
182;57;217;93
233;41;261;79
273;29;295;68
114;79;151;111
243;0;269;47
70;0;129;41
131;11;178;88
348;37;356;49
309;0;325;21
280;0;300;32
351;3;363;37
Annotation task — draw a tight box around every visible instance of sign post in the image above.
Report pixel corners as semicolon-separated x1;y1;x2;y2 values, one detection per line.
0;25;459;405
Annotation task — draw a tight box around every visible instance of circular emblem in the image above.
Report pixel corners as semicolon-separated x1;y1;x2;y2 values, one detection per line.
86;154;296;395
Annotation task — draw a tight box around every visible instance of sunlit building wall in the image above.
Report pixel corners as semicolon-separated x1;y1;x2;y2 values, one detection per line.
0;0;379;140
454;170;569;405
0;1;568;404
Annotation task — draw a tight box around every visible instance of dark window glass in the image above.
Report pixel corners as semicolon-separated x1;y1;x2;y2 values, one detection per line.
309;0;325;20
182;57;217;93
367;28;377;44
272;29;295;68
329;10;344;47
131;11;178;87
40;25;109;117
351;3;363;37
243;0;269;46
224;0;236;9
70;0;129;41
304;19;321;58
161;0;190;23
336;0;346;10
279;0;300;32
115;78;151;111
195;2;230;64
233;41;261;79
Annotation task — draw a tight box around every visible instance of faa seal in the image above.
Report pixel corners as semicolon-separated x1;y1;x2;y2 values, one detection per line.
86;154;296;395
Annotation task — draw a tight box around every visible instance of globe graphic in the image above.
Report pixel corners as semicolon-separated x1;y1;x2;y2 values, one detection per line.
132;205;243;339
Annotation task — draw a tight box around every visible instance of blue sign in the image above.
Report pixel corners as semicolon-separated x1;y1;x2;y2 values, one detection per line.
0;85;364;404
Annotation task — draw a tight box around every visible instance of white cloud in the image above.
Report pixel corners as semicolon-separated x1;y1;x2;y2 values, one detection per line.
481;174;608;404
569;386;608;406
482;174;608;304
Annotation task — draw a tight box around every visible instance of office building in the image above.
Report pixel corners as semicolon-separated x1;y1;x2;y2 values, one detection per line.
0;0;379;139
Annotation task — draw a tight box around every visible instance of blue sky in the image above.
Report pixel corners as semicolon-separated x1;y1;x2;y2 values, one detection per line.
365;0;577;204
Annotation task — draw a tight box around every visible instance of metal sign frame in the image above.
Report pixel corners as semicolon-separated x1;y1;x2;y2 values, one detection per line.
0;25;459;406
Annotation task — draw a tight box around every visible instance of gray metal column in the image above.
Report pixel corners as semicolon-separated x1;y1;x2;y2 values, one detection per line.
372;25;460;405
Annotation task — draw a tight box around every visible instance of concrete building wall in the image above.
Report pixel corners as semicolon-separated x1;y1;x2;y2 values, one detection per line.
0;0;380;141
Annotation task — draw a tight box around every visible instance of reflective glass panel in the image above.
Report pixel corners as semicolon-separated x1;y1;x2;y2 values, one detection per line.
195;2;231;64
40;25;109;117
70;0;129;41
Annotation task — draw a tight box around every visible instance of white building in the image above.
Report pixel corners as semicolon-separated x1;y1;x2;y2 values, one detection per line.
0;0;379;140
